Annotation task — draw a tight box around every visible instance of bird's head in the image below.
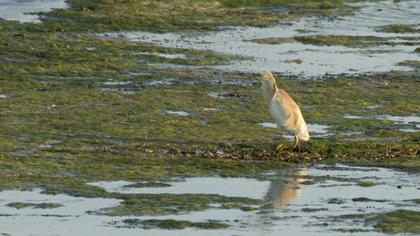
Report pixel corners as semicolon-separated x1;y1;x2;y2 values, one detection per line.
260;71;277;90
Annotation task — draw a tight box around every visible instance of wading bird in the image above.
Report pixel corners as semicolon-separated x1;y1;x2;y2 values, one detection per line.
260;71;309;150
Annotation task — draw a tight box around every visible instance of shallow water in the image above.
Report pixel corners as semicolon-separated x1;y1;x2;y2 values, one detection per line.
100;0;420;77
137;52;189;60
88;177;271;199
259;122;331;138
345;114;420;132
1;164;418;235
0;0;67;22
164;110;190;117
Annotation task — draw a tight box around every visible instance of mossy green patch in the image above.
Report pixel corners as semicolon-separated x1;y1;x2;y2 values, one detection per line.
6;202;63;209
0;5;419;221
0;21;240;80
398;60;420;70
94;193;261;216
328;198;345;204
410;199;420;205
347;156;420;170
302;207;328;212
376;24;420;34
1;5;418;170
375;210;420;234
352;197;387;203
31;0;362;33
284;58;303;64
123;182;171;188
293;35;420;47
120;218;229;229
252;35;420;48
249;37;296;44
6;202;33;209
357;181;376;187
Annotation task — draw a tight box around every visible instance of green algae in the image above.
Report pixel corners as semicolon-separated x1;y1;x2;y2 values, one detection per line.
284;58;303;64
252;35;420;47
375;210;420;234
357;181;376;187
410;199;420;205
32;0;361;33
6;202;34;209
347;156;420;170
327;198;345;204
333;228;372;233
249;37;296;44
398;60;420;70
93;193;261;216
1;4;418;171
119;219;229;229
0;154;269;216
302;207;328;212
6;202;63;209
352;197;387;203
0;21;240;80
0;0;418;221
123;182;171;188
376;24;420;34
0;153;287;196
297;35;378;47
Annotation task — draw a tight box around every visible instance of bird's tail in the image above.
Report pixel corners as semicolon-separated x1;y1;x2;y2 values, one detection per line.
296;121;310;141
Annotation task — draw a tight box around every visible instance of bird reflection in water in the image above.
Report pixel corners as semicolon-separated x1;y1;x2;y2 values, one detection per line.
255;167;308;234
264;167;308;208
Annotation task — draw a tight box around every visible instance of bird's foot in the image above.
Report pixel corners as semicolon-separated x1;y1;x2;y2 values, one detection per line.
292;136;300;152
276;144;284;152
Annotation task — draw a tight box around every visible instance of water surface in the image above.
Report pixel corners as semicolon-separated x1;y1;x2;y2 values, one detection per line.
0;0;67;22
100;0;420;77
1;164;418;236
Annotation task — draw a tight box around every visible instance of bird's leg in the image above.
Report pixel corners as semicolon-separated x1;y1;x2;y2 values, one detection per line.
276;143;284;152
292;136;300;151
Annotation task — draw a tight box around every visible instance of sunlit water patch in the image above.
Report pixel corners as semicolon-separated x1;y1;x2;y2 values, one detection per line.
100;81;133;86
259;122;331;138
377;114;420;125
0;0;67;23
89;177;271;199
97;77;253;93
0;165;419;235
345;114;420;132
144;78;177;86
203;107;218;112
0;188;122;235
136;52;189;59
164;110;190;117
100;0;420;77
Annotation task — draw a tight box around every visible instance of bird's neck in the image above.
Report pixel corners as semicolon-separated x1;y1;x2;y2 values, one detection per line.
261;82;277;107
